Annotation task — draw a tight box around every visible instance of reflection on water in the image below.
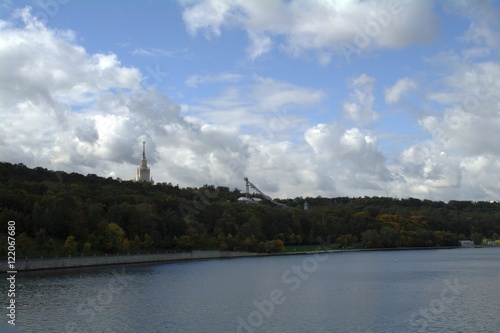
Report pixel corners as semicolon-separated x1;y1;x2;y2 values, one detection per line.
10;248;500;333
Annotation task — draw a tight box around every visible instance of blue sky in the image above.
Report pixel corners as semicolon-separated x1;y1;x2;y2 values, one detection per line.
1;0;500;201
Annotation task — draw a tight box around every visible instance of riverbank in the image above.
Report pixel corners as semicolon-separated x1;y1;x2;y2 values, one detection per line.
1;245;472;272
1;250;269;272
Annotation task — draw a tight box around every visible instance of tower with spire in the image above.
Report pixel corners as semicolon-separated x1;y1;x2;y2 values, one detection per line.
135;141;153;183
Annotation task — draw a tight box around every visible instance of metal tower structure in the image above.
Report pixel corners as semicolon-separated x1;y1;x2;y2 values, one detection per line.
238;177;287;207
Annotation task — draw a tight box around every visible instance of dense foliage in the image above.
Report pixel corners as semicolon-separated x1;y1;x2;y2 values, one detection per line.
1;162;499;257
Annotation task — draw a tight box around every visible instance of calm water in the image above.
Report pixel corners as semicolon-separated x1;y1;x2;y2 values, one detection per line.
8;247;500;333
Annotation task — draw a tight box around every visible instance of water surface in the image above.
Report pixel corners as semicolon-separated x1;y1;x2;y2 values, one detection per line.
12;247;500;332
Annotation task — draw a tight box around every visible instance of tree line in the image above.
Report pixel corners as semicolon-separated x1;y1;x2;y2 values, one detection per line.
1;162;499;257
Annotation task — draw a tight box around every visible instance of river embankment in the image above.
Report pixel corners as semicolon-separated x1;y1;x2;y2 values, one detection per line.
2;245;469;272
2;250;270;272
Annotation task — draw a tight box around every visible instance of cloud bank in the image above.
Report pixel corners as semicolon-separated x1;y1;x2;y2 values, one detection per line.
181;0;440;63
1;3;500;202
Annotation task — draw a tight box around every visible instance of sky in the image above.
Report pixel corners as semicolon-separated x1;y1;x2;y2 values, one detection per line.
0;0;499;202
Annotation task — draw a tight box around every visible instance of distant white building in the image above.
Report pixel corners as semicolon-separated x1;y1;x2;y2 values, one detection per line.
135;141;153;183
459;240;474;248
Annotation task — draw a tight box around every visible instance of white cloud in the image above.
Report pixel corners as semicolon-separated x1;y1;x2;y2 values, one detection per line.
180;0;440;63
343;74;378;126
185;72;243;88
460;155;500;199
393;53;500;200
462;22;499;49
181;0;232;38
246;31;272;60
384;77;418;104
304;123;391;193
444;0;500;50
390;142;500;200
461;47;491;60
0;7;250;185
390;141;463;200
2;5;500;203
0;8;140;166
186;75;325;139
0;11;141;111
251;76;325;111
131;47;190;59
398;143;461;188
132;47;173;57
421;106;500;156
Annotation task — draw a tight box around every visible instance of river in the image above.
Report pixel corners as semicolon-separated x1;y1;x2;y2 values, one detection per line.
7;247;500;332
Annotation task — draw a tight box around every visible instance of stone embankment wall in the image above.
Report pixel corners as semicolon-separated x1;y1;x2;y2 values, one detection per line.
3;251;262;271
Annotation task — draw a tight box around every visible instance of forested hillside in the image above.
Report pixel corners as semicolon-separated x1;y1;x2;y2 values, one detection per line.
1;162;499;257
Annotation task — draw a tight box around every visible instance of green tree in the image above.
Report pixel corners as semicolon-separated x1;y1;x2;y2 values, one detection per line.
226;233;237;250
470;232;483;245
242;235;257;252
214;211;236;236
336;233;357;247
43;238;56;255
63;235;77;255
216;234;228;251
131;235;142;251
32;202;44;234
83;242;92;254
35;228;48;253
362;229;380;248
142;233;154;250
273;239;285;252
380;227;401;248
104;222;126;252
175;235;192;250
18;232;30;256
239;215;264;241
257;239;285;253
123;238;130;252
